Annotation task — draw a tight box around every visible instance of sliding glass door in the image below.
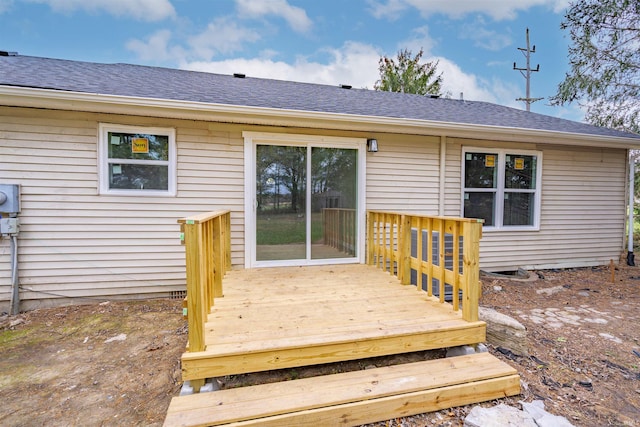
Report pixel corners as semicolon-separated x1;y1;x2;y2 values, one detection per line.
255;144;358;263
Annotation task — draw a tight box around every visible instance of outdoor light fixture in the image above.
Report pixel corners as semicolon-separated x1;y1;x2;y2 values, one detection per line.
367;139;378;152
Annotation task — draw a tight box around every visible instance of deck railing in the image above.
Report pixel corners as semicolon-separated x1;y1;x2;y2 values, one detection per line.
367;211;483;322
178;210;231;353
322;208;356;255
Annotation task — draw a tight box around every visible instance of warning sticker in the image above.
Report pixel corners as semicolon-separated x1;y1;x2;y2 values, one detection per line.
132;137;149;154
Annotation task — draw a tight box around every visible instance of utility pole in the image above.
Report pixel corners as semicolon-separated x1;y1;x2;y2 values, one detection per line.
514;28;542;111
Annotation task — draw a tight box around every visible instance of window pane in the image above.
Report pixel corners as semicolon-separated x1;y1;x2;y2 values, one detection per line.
108;132;169;161
464;192;495;226
109;164;169;190
255;145;307;261
504;192;535;226
465;152;498;188
505;154;536;189
311;147;357;259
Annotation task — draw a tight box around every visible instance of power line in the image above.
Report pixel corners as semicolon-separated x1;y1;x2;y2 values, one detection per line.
514;28;543;112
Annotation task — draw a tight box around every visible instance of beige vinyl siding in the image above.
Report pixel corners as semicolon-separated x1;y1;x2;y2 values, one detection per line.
444;140;627;271
366;134;440;214
1;104;631;309
0;107;244;309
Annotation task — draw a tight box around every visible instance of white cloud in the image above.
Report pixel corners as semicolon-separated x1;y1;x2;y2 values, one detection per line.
236;0;312;33
436;59;495;102
126;30;186;63
188;17;261;60
182;41;381;89
369;0;569;21
366;0;406;20
400;25;438;54
23;0;175;21
126;18;261;63
458;17;512;51
180;39;518;110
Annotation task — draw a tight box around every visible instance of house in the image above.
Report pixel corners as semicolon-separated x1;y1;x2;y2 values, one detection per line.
1;51;639;312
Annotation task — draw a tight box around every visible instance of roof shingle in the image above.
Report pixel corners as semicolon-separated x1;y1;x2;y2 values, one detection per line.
1;54;637;140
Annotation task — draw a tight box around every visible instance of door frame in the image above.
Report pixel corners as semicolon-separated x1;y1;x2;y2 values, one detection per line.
243;131;367;268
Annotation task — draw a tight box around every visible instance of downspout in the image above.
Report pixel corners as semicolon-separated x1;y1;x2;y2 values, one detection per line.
439;136;446;216
627;153;635;266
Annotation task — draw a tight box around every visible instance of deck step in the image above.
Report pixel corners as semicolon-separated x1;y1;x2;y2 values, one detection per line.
164;352;520;427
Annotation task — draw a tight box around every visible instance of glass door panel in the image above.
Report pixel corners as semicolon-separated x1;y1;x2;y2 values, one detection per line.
256;145;307;261
311;147;357;259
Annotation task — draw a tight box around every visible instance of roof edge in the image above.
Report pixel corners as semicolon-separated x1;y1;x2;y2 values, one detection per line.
1;85;639;148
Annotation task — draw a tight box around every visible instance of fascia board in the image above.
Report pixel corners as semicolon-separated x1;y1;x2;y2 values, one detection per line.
2;85;639;149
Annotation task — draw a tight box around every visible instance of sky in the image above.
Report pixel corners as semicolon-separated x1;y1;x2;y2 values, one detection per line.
0;0;584;121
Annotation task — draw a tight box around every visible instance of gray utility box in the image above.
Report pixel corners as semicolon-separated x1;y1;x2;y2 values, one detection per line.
0;217;19;235
0;184;20;214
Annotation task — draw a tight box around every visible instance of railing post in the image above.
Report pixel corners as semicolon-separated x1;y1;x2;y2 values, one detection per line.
224;212;231;272
462;221;482;322
183;220;206;352
399;215;412;284
367;211;374;265
213;215;224;298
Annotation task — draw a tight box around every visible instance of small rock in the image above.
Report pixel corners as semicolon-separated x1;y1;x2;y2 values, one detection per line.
493;285;503;292
480;307;528;356
599;333;622;344
104;333;127;343
465;404;537;427
9;318;25;327
474;343;488;353
446;345;475;357
578;378;593;388
520;400;574;427
578;291;590;297
536;285;565;296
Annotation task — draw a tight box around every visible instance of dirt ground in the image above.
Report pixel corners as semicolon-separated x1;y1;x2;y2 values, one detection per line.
1;264;639;427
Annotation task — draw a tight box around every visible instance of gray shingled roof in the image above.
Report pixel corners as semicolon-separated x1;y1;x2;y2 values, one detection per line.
1;54;638;140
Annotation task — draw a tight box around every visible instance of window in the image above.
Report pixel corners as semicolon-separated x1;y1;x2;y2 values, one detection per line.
99;124;176;195
462;148;541;230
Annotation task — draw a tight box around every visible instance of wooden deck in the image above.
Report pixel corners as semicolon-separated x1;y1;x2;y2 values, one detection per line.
168;211;520;425
181;264;485;381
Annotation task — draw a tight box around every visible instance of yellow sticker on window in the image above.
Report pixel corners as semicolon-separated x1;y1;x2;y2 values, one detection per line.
514;157;525;170
485;155;495;167
132;137;149;154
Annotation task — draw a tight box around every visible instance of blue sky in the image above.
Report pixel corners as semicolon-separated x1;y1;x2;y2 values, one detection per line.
0;0;582;121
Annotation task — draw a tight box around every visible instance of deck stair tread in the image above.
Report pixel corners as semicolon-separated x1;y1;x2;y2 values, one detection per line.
165;352;520;427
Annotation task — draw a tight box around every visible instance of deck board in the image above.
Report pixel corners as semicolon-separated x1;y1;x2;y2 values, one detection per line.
181;264;486;380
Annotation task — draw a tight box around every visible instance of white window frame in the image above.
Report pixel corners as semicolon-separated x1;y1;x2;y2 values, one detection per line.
98;123;176;196
461;147;542;231
243;131;367;268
